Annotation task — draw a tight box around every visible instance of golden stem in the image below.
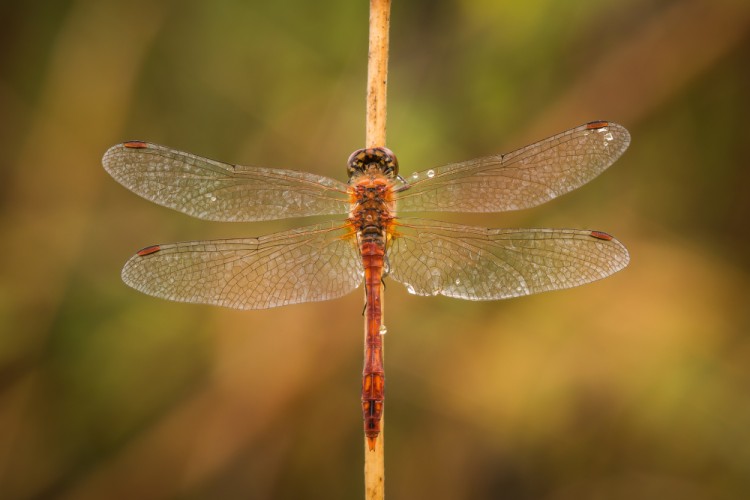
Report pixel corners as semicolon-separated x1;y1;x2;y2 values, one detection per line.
364;1;390;499
365;0;391;149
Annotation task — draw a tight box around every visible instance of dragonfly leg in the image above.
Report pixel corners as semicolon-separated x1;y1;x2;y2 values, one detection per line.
393;178;411;193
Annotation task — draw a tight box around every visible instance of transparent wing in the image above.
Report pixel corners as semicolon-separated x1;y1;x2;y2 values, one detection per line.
103;142;351;222
387;218;629;300
396;121;629;213
122;222;362;310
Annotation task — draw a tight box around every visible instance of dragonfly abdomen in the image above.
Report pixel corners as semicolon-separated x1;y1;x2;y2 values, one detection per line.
360;238;386;450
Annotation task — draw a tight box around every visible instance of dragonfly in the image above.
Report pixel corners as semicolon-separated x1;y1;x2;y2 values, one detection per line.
103;120;630;450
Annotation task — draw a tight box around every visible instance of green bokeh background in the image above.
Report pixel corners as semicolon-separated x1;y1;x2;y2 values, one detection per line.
2;1;750;499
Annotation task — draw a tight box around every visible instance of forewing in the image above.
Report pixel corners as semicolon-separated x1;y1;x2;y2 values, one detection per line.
103;142;350;221
396;121;629;213
122;222;362;310
388;219;629;300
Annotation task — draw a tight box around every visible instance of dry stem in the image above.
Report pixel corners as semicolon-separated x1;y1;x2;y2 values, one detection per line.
365;0;391;149
364;1;390;499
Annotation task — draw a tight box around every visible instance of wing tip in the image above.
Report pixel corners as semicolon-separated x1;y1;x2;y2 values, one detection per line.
584;120;631;151
101;144;118;170
589;229;631;272
102;140;151;169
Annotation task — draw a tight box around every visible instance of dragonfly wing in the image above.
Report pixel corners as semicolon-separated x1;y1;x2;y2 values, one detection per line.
396;121;629;213
387;219;629;300
122;222;362;310
103;142;350;221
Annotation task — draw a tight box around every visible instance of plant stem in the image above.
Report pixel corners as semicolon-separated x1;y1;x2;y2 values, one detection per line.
364;1;390;499
366;0;391;149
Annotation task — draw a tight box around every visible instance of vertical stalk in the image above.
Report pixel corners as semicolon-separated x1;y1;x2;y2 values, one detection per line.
366;0;391;149
364;1;390;499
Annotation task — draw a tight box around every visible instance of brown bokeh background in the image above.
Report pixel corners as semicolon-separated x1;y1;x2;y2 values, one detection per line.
2;1;750;499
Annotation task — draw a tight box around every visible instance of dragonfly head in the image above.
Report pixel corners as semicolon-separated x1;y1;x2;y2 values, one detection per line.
347;147;399;179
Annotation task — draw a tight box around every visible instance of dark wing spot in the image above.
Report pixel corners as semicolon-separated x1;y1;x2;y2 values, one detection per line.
136;244;161;256
589;230;614;241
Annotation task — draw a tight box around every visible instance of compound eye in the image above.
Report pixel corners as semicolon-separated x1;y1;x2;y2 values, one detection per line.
347;148;366;168
378;146;399;176
346;148;367;178
346;147;399;178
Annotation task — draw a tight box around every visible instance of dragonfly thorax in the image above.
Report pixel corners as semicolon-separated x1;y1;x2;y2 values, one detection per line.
346;147;399;179
349;181;394;236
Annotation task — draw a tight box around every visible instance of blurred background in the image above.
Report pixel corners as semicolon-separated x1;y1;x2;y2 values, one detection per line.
1;0;749;498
